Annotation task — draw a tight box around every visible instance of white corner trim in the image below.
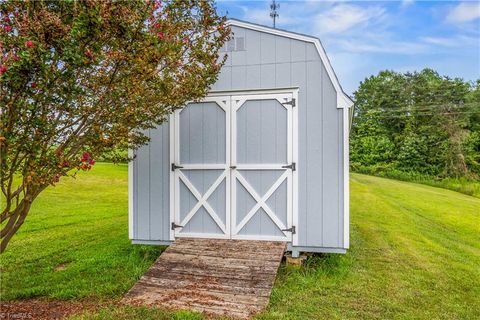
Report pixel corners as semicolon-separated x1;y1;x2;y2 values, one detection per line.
169;113;176;241
226;19;354;109
292;88;299;246
128;148;134;239
343;106;350;249
338;92;354;109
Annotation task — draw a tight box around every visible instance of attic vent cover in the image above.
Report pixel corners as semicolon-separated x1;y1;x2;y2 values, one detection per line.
227;38;235;51
222;37;246;52
235;37;245;51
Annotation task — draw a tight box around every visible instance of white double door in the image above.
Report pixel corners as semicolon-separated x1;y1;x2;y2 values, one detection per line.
171;91;297;242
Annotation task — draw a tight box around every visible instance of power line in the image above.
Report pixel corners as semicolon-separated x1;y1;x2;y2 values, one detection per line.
364;109;479;115
358;111;480;119
359;103;479;114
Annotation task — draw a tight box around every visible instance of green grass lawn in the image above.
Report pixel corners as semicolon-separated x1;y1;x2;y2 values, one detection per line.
353;167;480;199
0;164;162;301
1;164;479;319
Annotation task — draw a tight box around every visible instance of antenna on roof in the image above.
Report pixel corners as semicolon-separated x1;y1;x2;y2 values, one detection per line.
270;0;279;28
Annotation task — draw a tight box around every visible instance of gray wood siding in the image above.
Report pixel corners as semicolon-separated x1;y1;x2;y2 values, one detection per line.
177;101;227;235
236;100;288;164
132;125;170;240
131;25;346;249
234;98;290;238
179;102;226;164
236;170;287;237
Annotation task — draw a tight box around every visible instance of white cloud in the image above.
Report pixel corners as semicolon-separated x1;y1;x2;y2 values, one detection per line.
446;2;480;23
314;4;386;34
421;35;479;47
335;39;428;54
401;0;414;9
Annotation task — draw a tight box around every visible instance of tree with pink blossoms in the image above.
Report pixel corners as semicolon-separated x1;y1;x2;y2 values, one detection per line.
0;0;230;252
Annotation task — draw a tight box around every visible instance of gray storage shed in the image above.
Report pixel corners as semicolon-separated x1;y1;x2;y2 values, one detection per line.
129;19;353;256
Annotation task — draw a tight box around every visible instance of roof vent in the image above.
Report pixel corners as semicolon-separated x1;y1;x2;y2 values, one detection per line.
236;37;245;51
227;38;235;51
222;37;246;52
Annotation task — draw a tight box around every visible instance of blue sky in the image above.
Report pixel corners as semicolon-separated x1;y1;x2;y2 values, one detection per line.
216;0;480;95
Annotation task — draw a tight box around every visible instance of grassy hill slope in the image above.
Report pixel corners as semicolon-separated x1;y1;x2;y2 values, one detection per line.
1;164;478;319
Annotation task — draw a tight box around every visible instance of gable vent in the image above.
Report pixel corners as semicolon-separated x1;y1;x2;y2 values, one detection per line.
222;37;246;52
235;37;245;51
227;38;235;51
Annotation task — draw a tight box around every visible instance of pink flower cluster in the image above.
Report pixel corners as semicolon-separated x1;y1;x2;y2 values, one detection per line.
82;152;95;164
80;152;95;170
152;0;162;10
0;35;34;77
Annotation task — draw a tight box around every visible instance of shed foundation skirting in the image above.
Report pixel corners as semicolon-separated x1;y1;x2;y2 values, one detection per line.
131;240;347;256
287;244;347;256
132;240;173;246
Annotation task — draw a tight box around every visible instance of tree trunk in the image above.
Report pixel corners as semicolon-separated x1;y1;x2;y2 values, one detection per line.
0;198;32;253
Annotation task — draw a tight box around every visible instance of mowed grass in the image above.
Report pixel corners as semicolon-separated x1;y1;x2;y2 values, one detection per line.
260;174;480;319
0;164;162;300
1;165;479;319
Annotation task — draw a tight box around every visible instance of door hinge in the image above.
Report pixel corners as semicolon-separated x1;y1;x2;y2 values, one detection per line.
171;222;183;230
171;163;183;171
282;226;296;234
283;98;296;107
282;162;296;171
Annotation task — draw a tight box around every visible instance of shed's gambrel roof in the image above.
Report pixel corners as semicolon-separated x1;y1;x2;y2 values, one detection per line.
226;19;354;109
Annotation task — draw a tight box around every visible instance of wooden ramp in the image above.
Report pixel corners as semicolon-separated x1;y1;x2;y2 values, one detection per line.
124;238;286;319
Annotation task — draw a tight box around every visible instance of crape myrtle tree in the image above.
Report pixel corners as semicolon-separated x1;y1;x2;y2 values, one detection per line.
0;0;230;252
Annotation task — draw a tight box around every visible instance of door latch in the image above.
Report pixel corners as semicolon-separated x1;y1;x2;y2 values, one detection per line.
282;162;296;171
171;163;184;171
171;222;183;230
281;226;296;234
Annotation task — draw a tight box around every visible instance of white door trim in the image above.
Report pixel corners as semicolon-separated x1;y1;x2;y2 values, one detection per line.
170;89;299;243
233;170;289;234
292;89;299;246
169;113;175;241
172;96;231;239
177;170;227;233
230;92;297;242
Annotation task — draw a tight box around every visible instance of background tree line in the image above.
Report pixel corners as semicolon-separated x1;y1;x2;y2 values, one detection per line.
350;69;480;180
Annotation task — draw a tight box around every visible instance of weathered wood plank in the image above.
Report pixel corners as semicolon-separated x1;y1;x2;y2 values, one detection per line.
128;294;258;319
124;238;286;319
160;252;281;269
165;247;284;261
145;264;277;282
127;286;270;306
137;271;275;289
137;275;272;296
149;260;279;276
173;238;286;251
172;239;286;255
146;263;278;281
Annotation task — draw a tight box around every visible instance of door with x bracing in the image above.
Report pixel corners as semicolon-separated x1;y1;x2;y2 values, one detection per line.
171;92;297;242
